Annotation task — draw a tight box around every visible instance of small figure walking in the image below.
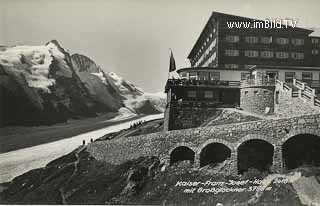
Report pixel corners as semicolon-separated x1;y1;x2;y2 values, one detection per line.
82;140;86;145
90;138;93;143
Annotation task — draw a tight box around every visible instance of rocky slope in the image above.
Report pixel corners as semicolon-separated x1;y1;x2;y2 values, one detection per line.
0;40;165;127
1;146;319;205
1;119;320;205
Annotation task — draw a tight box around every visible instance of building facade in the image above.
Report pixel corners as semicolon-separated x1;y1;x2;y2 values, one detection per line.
164;11;320;131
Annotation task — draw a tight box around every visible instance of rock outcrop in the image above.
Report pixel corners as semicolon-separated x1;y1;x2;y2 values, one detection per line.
0;40;165;127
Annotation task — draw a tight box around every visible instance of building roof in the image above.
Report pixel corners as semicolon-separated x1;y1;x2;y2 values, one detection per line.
187;11;315;59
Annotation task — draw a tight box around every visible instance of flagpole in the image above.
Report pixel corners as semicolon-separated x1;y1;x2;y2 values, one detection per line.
168;48;171;80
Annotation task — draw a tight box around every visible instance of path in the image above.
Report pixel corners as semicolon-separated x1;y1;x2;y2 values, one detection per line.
59;146;86;204
0;113;163;183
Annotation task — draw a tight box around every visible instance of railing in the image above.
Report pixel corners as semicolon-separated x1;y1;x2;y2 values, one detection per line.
292;91;299;97
165;79;240;91
168;101;225;108
292;79;320;107
299;80;320;88
315;98;320;107
293;79;304;90
241;78;276;88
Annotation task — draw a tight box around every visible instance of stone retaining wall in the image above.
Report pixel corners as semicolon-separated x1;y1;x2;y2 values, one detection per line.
240;86;275;115
88;113;320;175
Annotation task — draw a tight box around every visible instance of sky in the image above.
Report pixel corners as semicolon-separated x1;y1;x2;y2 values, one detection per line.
1;0;320;92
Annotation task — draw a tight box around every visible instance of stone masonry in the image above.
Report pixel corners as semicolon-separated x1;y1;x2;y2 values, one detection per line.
88;113;320;175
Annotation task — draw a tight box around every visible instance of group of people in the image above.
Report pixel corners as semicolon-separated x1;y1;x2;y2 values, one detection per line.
130;120;147;129
82;138;94;145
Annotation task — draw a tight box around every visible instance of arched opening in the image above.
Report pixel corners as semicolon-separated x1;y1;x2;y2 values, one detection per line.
238;139;274;174
282;134;320;170
200;143;231;167
170;146;195;165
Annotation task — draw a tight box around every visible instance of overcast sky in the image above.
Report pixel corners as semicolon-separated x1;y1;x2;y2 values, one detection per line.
1;0;320;92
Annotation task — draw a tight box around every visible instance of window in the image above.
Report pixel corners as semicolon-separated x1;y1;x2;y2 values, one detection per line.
204;91;213;99
244;50;259;57
198;72;209;80
241;72;250;80
260;51;274;58
292;38;304;46
276;37;289;45
225;35;239;43
275;52;289;59
285;72;296;83
180;72;188;79
266;71;278;79
209;72;220;80
312;49;319;55
291;52;304;60
312;38;319;44
245;36;258;44
302;72;313;82
189;72;198;80
225;49;239;56
187;90;197;98
225;64;239;69
261;36;272;44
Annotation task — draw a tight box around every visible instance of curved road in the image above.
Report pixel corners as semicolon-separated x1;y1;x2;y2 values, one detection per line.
0;114;163;183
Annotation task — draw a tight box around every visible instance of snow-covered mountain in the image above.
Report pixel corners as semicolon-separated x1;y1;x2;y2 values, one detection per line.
0;40;165;126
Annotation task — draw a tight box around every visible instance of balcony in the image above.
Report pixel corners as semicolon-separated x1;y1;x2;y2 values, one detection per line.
165;79;240;92
168;101;233;108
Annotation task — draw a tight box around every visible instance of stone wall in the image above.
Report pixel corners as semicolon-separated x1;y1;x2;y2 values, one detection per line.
167;107;221;130
274;83;320;118
88;113;320;175
240;86;275;115
163;106;170;132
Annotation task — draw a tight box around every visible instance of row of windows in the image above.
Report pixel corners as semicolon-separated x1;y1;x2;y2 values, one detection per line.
181;71;250;81
193;28;217;62
187;71;220;81
193;39;217;66
187;90;219;99
225;49;307;59
225;35;307;45
312;38;319;44
284;72;313;82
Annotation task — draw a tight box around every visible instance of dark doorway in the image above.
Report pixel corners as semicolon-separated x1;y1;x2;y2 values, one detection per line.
282;134;320;170
170;146;195;165
200;143;231;167
238;139;274;174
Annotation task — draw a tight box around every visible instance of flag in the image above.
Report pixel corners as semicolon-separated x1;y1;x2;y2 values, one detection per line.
169;51;176;72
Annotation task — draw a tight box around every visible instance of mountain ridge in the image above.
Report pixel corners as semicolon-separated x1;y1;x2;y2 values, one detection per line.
0;40;165;127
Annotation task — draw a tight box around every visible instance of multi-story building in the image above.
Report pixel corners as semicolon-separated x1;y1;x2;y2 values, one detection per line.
164;11;320;131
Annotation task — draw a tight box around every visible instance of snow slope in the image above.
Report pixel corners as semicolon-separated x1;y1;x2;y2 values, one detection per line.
0;41;165;126
0;114;163;183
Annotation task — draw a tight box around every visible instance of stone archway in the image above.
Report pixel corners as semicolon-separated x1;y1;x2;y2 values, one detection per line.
282;133;320;170
197;139;233;168
170;146;195;165
199;143;231;167
237;139;274;174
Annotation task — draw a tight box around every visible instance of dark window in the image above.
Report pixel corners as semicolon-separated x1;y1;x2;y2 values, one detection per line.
187;90;197;98
209;72;220;80
302;72;313;83
285;72;296;83
204;91;213;99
